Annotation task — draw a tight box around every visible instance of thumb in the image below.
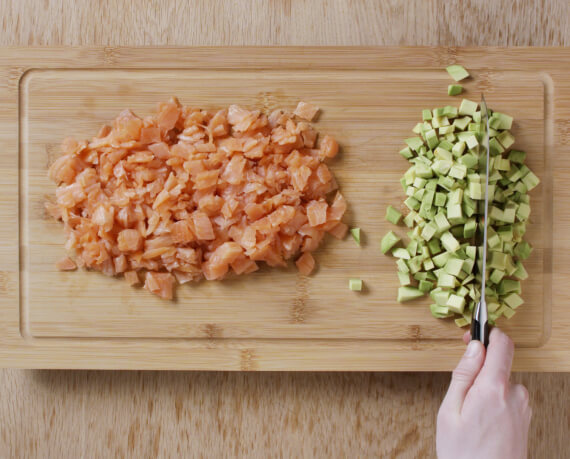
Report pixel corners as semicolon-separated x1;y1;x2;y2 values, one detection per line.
441;340;486;413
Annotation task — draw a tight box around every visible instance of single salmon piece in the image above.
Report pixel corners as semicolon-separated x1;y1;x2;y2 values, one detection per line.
124;270;141;286
306;200;328;227
117;229;143;252
144;272;175;300
296;252;315;275
56;256;77;271
294;101;319;121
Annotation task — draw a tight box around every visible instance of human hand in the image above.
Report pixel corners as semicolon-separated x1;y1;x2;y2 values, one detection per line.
436;328;531;459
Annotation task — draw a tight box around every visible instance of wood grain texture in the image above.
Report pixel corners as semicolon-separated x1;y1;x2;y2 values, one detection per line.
1;1;569;458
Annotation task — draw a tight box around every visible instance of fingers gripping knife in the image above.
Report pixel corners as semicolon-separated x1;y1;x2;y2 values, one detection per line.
471;95;491;347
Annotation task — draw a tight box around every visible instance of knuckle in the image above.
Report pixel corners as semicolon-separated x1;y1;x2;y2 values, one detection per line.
514;383;529;404
452;365;474;382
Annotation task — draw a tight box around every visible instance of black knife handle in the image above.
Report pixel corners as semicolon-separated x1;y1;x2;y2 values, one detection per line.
471;318;490;348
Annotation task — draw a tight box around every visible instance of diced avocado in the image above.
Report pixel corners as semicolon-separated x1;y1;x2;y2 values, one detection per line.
508;150;526;164
398;271;411;286
454;317;469;328
441;231;460;252
396;258;409;273
489;269;505;284
437;273;457;289
397;286;424;302
422;109;433;121
399;146;414;159
350;227;361;245
458;99;478;117
489;251;508;270
497;130;515;149
522;171;540;191
392;248;411;259
349;278;363;291
381;231;400;254
385;205;403;225
448;84;463;96
503;293;524;309
498;279;521;295
444;258;464;276
419;279;434;293
514;241;532;260
405;137;424;152
446;65;470;82
447;294;466;314
489;112;513;130
513;261;528;280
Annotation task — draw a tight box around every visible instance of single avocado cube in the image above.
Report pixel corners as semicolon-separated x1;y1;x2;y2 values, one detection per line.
502;306;516;319
398;271;411;286
404;196;421;211
441;231;460;253
522;171;540;191
513;261;528;280
397;286;424;302
503;292;524;309
465;246;476;260
473;111;482;123
499;279;521;295
430;304;452;318
453;116;472;131
448;84;463;96
419;279;434;293
497;130;515;149
385;205;403;225
422;109;433;121
412;123;423;135
381;231;401;254
405;137;424;152
434;212;451;232
447;204;463;220
489;112;513;130
489;137;505;156
454;317;469;328
348;228;360;246
434;192;447;207
514;241;532;260
466;134;479;150
349;278;363;291
392;248;411;259
461;258;475;275
427;238;442;256
459;99;478;117
438;273;457;289
463;218;477;238
439;125;455;136
408;256;423;274
396;258;409;273
447;294;466;313
452;141;466;158
508;150;526;164
421;222;438;242
432;116;450;128
444;258;464;276
433;107;445;117
489;269;505;284
425;129;439;149
443;105;459;118
449;164;467;180
403;212;415;228
489;251;508;270
415;162;434;179
424;258;435;271
399;146;414;159
434;147;453;161
446;64;470;82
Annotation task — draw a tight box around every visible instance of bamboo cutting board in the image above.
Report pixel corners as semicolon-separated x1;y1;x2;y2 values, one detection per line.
0;47;568;371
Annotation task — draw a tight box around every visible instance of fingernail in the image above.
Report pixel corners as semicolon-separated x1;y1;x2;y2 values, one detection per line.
465;341;480;357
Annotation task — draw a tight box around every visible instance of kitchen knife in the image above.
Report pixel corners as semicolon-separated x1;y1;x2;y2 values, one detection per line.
471;95;491;347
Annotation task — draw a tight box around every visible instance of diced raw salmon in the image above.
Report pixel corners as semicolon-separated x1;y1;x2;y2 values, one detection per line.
56;256;77;271
295;252;315;275
294;101;319;121
144;271;175;300
47;99;346;299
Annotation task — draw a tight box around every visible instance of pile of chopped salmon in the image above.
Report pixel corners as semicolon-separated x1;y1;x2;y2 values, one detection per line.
47;98;347;299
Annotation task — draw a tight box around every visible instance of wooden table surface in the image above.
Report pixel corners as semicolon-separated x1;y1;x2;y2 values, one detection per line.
1;1;569;457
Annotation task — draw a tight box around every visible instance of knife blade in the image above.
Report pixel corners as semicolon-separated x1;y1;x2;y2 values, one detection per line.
471;95;491;347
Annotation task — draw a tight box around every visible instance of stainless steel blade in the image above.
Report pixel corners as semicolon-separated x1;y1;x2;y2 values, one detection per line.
471;95;491;346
